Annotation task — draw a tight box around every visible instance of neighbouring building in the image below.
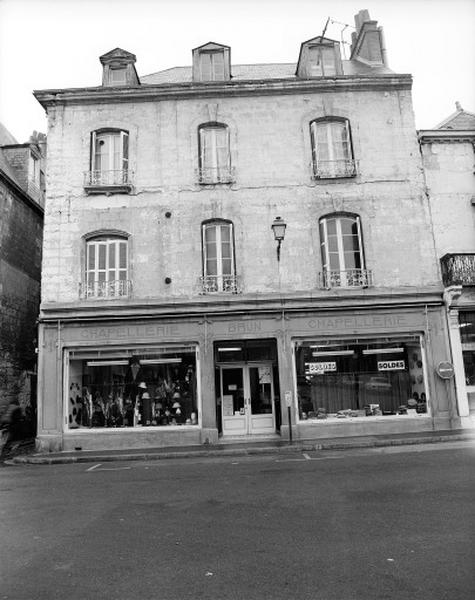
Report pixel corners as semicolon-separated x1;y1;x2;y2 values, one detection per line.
419;103;475;425
0;124;45;432
34;10;460;453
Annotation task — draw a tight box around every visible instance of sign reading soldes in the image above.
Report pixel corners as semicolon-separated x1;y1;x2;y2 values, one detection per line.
305;362;337;374
377;360;405;371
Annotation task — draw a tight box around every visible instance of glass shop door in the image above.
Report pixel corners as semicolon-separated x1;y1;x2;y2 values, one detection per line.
220;364;275;436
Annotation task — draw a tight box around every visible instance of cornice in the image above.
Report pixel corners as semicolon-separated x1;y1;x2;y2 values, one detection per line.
33;74;413;109
418;129;475;144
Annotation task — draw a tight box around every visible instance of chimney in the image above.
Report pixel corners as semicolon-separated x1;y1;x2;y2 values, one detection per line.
350;9;387;66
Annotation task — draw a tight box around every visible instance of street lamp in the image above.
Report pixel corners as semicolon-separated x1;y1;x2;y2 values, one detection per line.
271;216;287;262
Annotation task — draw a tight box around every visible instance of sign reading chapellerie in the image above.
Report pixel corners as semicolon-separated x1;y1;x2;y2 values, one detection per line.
79;324;182;340
307;314;409;331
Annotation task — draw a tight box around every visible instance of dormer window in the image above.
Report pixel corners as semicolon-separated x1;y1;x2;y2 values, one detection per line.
192;42;231;82
296;37;343;78
109;66;127;85
99;48;140;87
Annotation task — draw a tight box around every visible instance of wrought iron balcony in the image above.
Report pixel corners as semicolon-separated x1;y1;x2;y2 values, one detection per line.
313;159;357;180
199;275;241;294
79;279;132;299
196;166;235;185
441;254;475;287
84;169;133;194
319;269;373;289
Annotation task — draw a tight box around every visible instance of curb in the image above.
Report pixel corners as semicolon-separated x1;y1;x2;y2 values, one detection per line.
8;431;474;466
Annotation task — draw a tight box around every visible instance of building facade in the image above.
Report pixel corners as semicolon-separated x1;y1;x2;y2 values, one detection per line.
0;125;45;430
419;103;475;425
34;10;459;453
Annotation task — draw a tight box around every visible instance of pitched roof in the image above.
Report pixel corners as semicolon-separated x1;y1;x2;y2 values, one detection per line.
141;60;393;85
434;103;475;130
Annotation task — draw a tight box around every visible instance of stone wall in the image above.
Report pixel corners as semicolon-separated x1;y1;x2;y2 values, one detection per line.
41;86;438;304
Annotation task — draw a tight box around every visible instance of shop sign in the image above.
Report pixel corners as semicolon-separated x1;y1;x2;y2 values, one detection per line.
377;360;405;371
436;361;455;379
305;361;337;374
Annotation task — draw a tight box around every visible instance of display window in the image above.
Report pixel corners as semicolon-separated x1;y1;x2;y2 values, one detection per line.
294;336;428;421
65;345;199;430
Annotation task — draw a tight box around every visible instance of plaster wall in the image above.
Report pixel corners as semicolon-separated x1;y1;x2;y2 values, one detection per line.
41;88;438;304
421;141;475;256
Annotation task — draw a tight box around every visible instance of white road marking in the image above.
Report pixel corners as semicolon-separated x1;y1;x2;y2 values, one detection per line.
86;463;102;471
303;453;311;460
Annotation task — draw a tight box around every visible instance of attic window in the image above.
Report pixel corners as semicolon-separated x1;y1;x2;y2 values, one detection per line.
308;44;337;76
110;66;127;85
200;51;225;81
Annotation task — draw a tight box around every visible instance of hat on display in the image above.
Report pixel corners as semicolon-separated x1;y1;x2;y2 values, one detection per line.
142;392;150;399
172;392;181;399
139;382;147;389
172;401;181;409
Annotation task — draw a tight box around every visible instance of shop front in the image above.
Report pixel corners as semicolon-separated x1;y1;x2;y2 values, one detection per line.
36;298;459;452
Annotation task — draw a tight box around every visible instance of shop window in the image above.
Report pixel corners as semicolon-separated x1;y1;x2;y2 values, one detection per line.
82;235;130;299
198;123;233;184
295;337;428;421
463;351;475;386
459;311;475;343
310;118;356;179
201;220;238;293
84;129;132;192
67;346;198;429
319;214;372;288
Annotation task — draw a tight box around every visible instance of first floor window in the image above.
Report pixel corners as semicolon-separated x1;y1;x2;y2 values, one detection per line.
198;123;232;183
310;118;355;178
85;236;129;298
202;220;236;292
67;346;198;429
319;214;370;288
90;129;129;186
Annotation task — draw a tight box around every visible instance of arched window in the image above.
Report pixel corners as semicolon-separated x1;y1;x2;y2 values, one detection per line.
310;118;356;179
198;123;233;184
201;220;237;293
85;129;131;191
319;214;371;288
83;234;130;298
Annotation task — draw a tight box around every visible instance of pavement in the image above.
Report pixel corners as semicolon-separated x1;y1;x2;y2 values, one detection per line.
5;427;475;465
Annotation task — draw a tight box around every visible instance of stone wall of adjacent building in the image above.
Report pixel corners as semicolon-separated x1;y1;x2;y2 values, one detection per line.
41;86;439;304
0;182;42;417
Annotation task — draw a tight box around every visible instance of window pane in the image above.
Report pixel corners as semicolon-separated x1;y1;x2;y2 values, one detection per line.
321;47;336;75
109;243;116;269
326;219;336;236
329;252;340;270
220;225;230;241
206;259;218;276
98;244;106;270
222;258;233;275
119;242;127;268
87;245;95;270
205;241;217;259
340;218;356;235
205;226;216;243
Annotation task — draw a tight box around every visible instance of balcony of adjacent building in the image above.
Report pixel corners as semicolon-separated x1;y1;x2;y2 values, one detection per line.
84;169;133;194
441;254;475;287
318;268;373;289
79;279;132;300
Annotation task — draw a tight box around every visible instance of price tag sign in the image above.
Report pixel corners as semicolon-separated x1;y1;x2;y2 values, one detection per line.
284;391;292;408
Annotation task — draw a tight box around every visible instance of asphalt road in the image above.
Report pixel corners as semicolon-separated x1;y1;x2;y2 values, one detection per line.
1;442;474;600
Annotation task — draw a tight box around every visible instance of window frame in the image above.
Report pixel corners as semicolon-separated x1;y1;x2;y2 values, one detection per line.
319;213;369;288
83;234;130;299
199;50;226;81
310;118;356;179
307;44;338;77
201;220;237;293
198;123;233;184
85;128;132;193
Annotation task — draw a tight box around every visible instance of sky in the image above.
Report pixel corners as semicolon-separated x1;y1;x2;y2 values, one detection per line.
0;0;474;142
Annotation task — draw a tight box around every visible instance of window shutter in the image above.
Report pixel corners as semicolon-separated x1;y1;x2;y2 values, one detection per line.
90;131;97;172
121;131;129;173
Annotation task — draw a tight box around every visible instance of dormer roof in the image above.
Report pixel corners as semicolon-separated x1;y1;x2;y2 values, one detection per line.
99;48;137;64
192;41;230;52
434;102;475;130
192;41;231;82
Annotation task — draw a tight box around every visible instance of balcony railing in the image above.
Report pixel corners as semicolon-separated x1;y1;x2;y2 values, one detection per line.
319;269;373;289
199;275;241;294
84;169;133;193
196;166;235;185
313;159;357;180
79;279;132;299
441;254;475;287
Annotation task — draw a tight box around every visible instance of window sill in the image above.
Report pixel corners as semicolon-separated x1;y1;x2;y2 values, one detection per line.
84;184;133;195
